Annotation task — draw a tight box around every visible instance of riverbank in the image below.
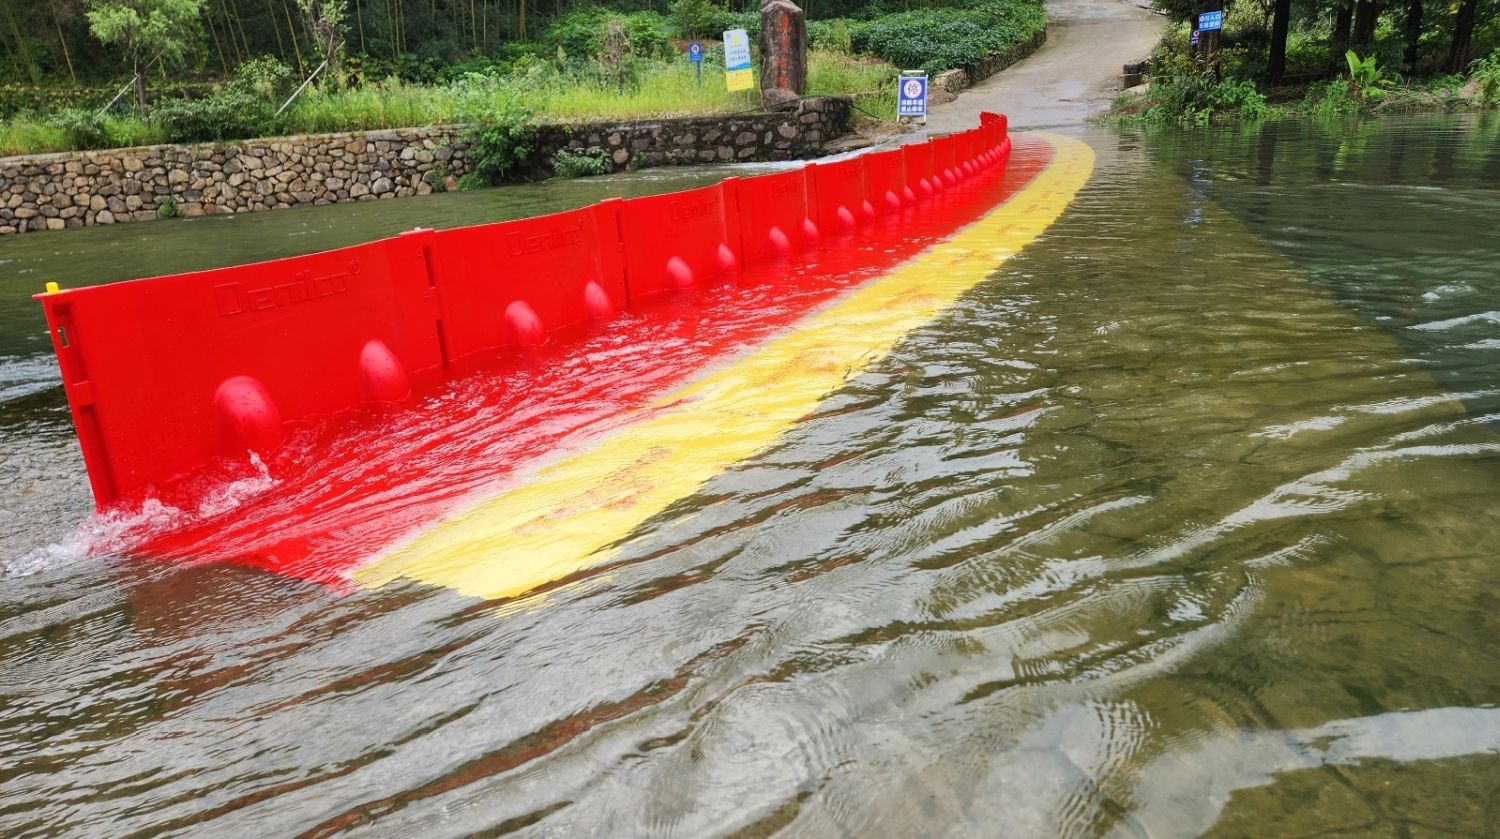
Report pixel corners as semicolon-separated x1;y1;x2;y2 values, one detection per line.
1103;15;1500;127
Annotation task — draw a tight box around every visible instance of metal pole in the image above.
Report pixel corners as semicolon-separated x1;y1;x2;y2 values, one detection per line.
276;58;330;117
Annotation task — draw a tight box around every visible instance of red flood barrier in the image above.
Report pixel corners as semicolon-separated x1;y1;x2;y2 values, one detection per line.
424;204;627;365
931;135;960;187
807;156;872;236
733;168;818;263
616;182;739;301
902;142;938;199
861;149;909;214
37;237;446;504
35;119;1015;509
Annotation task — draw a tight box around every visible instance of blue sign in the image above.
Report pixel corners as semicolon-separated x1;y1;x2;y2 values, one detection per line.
897;74;928;118
688;41;703;63
1198;10;1223;31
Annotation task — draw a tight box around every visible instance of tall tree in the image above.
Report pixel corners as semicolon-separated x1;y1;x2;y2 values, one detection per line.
85;0;204;110
1332;1;1354;56
1448;0;1479;73
1403;0;1422;72
1352;0;1379;47
1268;0;1292;83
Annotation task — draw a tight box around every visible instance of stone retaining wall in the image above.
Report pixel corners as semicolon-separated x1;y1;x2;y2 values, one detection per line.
0;96;852;236
934;29;1049;95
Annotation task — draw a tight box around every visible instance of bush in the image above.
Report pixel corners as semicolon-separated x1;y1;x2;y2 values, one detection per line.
850;0;1045;73
46;109;112;150
548;8;672;64
808;19;855;54
461;93;537;184
553;145;610;178
152;91;273;143
1471;54;1500;104
229;56;295;101
670;0;717;39
1139;74;1272;125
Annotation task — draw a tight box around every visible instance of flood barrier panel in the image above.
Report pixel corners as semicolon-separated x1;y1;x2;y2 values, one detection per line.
36;121;1012;508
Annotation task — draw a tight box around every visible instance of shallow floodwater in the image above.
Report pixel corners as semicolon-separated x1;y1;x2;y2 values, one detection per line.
3;114;1500;837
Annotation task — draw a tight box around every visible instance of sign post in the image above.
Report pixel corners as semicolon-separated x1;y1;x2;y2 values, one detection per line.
1195;5;1223;59
897;71;928;125
723;28;754;104
689;40;703;87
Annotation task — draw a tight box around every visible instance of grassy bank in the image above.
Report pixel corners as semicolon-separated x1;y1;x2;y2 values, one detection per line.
1106;10;1499;127
0;0;1041;159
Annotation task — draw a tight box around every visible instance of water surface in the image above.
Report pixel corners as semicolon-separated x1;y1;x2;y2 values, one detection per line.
2;114;1499;837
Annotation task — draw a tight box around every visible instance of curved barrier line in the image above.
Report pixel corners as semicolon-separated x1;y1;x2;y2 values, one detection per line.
37;119;1013;512
353;132;1095;602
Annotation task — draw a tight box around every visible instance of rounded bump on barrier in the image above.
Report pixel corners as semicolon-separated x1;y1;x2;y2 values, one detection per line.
903;185;918;204
860;200;877;222
884;190;902;212
835;205;857;234
917;177;935;198
962;161;976;177
666;255;696;290
801;218;821;244
583;280;614;321
717;242;738;273
767;225;792;256
357;338;411;403
504;299;546;346
214;375;283;457
942;168;959;187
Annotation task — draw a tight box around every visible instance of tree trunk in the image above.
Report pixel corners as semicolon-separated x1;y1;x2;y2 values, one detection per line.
1448;0;1478;73
49;0;76;84
264;0;287;61
1333;3;1353;53
1352;1;1379;48
1269;0;1292;83
1403;0;1422;72
134;56;147;112
355;0;366;54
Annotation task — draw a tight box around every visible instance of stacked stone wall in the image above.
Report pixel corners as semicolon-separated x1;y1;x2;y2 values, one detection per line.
0;96;852;235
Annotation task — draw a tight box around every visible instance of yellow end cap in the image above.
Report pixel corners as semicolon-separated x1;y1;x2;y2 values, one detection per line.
44;281;60;294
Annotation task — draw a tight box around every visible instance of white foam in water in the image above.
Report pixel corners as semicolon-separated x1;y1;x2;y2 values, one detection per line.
2;454;278;578
1408;310;1500;332
1421;282;1475;301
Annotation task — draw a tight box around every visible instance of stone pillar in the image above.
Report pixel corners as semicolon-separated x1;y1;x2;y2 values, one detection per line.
759;0;808;106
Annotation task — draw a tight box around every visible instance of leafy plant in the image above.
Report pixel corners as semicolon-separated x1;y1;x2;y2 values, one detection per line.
460;91;536;185
1470;54;1500;104
1345;50;1396;100
157;197;179;218
552;145;610;178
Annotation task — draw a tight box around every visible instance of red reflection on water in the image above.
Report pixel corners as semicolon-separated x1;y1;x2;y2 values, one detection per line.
120;138;1055;587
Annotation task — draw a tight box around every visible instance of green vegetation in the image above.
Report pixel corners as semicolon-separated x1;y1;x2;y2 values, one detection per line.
1110;1;1498;126
0;0;1045;158
552;145;610;178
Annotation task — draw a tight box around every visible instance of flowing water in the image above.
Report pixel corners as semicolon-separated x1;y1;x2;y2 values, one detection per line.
2;113;1499;837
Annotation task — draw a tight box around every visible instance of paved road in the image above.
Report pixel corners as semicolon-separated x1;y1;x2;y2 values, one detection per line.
923;0;1164;133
